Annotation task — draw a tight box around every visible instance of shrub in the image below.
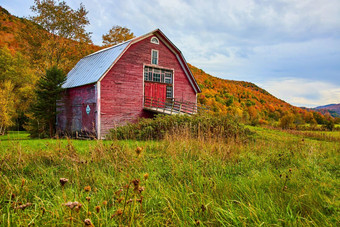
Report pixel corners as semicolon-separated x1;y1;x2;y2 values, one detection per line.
107;114;251;142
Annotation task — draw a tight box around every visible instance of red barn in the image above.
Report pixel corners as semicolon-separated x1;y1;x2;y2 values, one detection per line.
57;29;201;138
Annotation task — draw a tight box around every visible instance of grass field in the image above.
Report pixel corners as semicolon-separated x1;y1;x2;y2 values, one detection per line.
0;127;339;226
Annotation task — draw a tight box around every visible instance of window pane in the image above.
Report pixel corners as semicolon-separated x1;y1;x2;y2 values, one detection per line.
144;68;149;81
153;69;160;82
165;72;172;84
152;50;158;65
166;86;173;98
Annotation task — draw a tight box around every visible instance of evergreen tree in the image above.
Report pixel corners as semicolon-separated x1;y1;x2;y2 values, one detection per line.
29;66;66;138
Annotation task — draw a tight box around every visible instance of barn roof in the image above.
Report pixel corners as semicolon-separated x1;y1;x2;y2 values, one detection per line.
63;29;201;93
63;41;131;88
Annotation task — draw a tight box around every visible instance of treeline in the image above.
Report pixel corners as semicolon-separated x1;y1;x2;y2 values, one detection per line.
189;64;340;130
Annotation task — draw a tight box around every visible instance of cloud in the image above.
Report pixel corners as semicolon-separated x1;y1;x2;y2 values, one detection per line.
260;78;340;107
2;0;340;106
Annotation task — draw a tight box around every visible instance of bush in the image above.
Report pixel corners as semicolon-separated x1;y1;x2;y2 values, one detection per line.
107;114;251;142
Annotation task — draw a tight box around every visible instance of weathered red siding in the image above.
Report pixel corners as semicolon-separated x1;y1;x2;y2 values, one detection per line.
57;84;97;135
100;36;196;136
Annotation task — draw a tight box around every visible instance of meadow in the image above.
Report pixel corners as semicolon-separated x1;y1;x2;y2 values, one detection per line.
0;124;339;226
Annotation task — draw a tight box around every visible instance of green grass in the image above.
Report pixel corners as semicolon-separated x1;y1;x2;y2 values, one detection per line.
0;128;339;226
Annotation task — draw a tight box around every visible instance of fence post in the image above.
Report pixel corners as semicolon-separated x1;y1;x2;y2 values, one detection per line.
171;101;174;114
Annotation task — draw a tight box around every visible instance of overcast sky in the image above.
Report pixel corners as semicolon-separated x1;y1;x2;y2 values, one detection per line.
2;0;340;107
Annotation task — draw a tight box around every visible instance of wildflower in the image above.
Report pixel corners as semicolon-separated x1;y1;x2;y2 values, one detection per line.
143;173;149;180
84;219;93;226
95;205;101;213
195;219;201;225
117;197;123;203
84;186;91;192
64;201;82;209
135;147;143;156
289;168;292;173
21;178;25;187
15;202;32;210
138;186;145;193
111;209;123;218
102;200;108;206
126;199;133;204
132;179;140;192
11;193;15;199
86;197;91;201
59;178;69;187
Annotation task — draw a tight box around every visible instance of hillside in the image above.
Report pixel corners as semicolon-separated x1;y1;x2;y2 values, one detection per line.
188;64;321;124
0;6;335;127
0;6;99;73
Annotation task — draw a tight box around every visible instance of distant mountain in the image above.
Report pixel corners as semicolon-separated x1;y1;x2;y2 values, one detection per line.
314;104;340;117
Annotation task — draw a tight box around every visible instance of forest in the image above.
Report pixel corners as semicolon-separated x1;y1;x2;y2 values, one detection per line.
0;2;339;137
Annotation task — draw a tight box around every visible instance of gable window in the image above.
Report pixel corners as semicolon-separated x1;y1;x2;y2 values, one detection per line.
151;36;159;44
151;50;158;65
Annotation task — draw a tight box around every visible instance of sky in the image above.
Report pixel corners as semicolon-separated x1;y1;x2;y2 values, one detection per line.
2;0;340;107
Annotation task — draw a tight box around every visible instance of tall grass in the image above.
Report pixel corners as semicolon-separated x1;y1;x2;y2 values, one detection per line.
107;114;251;143
0;126;339;226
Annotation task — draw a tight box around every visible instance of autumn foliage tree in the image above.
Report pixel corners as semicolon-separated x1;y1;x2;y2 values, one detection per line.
0;81;16;135
0;46;36;134
29;0;93;72
102;25;135;46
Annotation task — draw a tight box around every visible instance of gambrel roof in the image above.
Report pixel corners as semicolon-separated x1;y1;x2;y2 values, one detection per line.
63;29;201;93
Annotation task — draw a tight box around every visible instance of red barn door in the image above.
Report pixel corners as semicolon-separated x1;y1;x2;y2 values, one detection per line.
144;82;166;107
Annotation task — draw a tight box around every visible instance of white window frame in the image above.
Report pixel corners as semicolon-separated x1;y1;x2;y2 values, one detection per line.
150;36;159;44
151;49;158;65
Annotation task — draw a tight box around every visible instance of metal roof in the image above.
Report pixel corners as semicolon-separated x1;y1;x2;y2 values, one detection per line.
63;40;131;88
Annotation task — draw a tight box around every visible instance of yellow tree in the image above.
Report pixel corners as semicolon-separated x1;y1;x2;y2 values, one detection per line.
0;46;36;133
0;81;16;135
102;26;135;46
29;0;93;72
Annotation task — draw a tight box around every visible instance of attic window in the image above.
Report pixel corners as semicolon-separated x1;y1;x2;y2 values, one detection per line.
151;37;159;44
151;49;158;65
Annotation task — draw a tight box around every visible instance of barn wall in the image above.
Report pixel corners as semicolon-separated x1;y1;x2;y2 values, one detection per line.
100;35;196;136
56;83;97;136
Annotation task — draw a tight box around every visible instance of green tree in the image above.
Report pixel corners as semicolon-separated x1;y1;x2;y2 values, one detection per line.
29;0;93;71
30;66;66;138
102;25;135;46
